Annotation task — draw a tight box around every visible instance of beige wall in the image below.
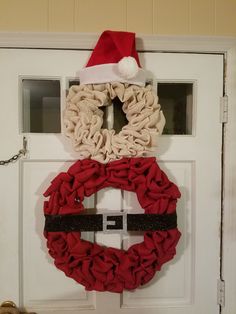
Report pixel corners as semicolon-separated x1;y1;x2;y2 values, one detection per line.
0;0;235;36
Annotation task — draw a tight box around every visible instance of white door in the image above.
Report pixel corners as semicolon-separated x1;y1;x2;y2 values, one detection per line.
0;49;223;314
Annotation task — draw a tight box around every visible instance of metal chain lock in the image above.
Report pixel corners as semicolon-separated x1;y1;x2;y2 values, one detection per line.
0;137;27;166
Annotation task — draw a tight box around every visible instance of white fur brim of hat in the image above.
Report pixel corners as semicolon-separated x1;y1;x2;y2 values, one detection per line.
79;57;147;86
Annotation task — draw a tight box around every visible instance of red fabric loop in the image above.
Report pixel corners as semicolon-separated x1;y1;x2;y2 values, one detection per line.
43;157;181;292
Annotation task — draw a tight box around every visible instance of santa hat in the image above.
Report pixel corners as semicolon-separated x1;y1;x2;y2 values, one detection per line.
79;30;146;86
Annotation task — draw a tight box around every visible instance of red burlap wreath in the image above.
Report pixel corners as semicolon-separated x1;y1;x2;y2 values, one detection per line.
43;157;181;293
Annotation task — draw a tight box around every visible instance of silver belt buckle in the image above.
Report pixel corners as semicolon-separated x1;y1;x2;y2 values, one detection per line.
102;211;127;233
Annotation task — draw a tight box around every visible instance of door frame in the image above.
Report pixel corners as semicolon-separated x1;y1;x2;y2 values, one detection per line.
0;32;235;314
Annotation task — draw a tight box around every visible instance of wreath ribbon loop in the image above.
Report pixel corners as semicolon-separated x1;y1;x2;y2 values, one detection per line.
64;83;166;163
43;157;181;293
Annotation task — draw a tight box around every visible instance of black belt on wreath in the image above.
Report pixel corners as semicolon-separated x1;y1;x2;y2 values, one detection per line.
44;212;177;233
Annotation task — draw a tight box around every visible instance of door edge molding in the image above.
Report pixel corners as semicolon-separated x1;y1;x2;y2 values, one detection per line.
0;32;236;53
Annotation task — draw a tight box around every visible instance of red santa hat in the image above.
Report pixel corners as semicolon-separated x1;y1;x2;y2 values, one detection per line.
79;30;146;86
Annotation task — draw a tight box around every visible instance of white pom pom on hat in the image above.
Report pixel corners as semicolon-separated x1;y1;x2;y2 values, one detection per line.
79;30;146;86
118;56;139;79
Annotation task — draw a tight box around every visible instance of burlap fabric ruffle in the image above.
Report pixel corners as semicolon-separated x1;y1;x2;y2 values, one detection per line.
64;82;165;163
44;157;181;292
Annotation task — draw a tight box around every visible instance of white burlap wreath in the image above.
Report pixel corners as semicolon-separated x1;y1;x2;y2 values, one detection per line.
63;82;165;163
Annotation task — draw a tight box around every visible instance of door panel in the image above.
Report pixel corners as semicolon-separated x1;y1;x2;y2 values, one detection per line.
122;161;193;308
21;161;95;313
0;49;223;314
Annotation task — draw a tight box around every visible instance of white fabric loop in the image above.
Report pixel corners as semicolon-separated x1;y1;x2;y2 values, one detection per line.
64;82;165;163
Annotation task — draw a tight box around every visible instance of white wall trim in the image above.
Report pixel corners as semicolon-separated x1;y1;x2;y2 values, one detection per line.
0;32;236;52
0;32;235;314
222;47;236;314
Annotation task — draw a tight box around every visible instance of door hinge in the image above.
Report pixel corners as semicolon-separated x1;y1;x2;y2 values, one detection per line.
220;96;228;123
217;279;225;307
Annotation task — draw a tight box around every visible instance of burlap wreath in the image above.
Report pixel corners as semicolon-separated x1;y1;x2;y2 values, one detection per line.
43;157;181;293
63;82;165;163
